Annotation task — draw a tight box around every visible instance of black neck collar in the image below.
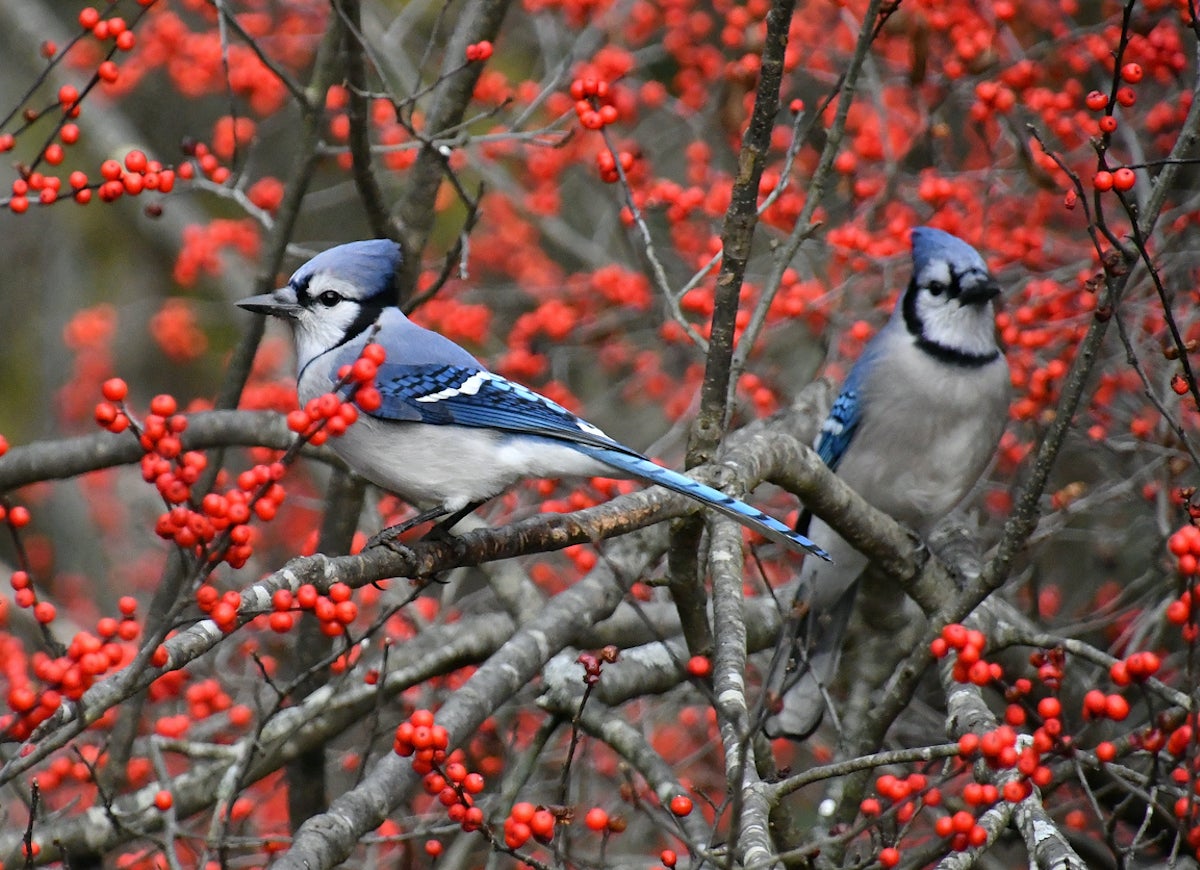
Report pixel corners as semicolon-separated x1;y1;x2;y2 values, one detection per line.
903;279;1000;369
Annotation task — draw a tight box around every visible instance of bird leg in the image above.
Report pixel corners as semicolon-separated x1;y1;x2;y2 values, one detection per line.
424;499;487;540
365;505;451;552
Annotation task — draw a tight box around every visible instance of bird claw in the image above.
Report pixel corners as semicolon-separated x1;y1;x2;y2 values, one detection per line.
364;526;398;551
364;525;417;560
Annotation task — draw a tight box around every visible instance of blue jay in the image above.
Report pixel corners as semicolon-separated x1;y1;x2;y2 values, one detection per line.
238;240;830;559
765;227;1010;739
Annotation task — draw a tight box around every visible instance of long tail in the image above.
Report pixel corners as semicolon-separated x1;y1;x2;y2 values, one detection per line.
575;445;831;560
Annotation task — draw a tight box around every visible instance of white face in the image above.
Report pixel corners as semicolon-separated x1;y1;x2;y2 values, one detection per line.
283;272;376;366
908;259;999;358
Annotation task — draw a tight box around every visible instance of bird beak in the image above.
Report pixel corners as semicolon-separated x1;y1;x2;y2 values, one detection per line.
958;278;1001;306
237;287;302;319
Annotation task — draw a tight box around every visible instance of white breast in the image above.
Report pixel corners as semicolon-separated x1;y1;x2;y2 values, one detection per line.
835;331;1010;533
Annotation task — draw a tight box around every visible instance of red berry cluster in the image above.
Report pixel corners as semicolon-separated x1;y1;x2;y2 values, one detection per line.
1;1;159;212
1084;61;1146;192
1093;167;1136;193
394;709;450;767
78;5;151;41
394;711;493;836
859;773;939;866
92;150;177;205
860;772;937;819
932;810;990;852
1168;524;1200;576
570;77;619;129
504;801;556;849
177;139;231;186
98;382;285;567
930;623;1001;686
286;393;361;446
422;757;486;833
284;343;384;436
595;148;635;184
1109;650;1162;687
2;597;139;739
465;40;494;62
267;583;358;637
287;342;386;442
195;585;244;634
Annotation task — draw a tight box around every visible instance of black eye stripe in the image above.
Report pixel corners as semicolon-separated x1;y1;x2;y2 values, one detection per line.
292;277;312;305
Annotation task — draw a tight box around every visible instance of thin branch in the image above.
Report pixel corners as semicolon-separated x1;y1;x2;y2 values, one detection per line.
686;0;796;465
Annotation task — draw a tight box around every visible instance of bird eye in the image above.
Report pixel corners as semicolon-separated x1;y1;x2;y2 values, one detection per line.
317;290;342;307
927;282;946;297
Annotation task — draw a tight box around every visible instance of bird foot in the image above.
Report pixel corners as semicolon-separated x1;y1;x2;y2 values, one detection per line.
364;525;403;551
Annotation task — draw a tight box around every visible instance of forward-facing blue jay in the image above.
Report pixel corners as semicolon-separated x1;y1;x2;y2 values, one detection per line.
238;240;829;559
766;227;1010;738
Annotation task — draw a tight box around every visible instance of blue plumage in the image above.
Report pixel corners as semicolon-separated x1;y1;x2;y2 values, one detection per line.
238;240;830;560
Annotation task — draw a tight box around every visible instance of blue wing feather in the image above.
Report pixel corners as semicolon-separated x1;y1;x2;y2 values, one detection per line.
575;445;830;560
367;362;632;452
817;388;860;470
817;341;881;471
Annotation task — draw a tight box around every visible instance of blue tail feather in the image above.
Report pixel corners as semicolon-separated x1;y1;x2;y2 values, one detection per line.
575;445;830;560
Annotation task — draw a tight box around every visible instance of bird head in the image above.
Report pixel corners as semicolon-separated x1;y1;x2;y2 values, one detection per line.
238;240;401;364
900;227;1002;363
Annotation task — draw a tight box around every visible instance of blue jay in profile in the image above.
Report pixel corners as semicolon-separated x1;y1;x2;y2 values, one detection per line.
238;240;830;559
765;227;1010;739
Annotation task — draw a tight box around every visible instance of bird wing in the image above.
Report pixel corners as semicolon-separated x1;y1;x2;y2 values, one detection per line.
367;362;635;453
815;338;882;470
363;362;830;560
816;386;860;470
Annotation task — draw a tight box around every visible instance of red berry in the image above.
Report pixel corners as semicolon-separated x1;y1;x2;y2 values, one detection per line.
669;795;693;816
584;807;609;830
150;394;177;416
1112;168;1135;191
1104;695;1130;721
1093;171;1114;192
350;358;377;383
530;808;555;841
685;655;711;677
101;378;128;402
154;790;173;810
1036;697;1061;719
1121;62;1143;83
356;387;382;412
